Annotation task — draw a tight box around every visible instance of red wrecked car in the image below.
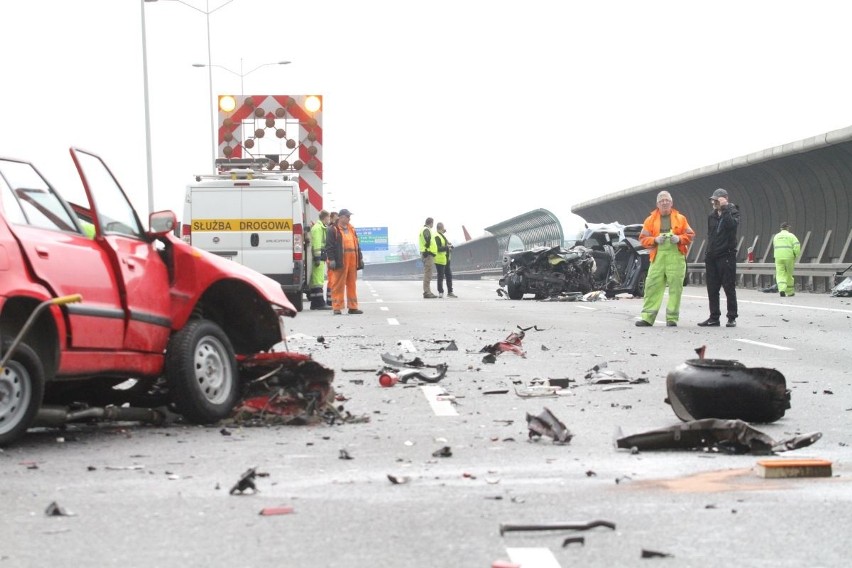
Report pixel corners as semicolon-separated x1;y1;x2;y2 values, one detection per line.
0;148;299;445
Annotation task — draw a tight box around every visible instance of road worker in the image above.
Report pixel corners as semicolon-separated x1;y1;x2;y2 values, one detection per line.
326;209;364;315
419;217;438;298
309;210;331;310
773;222;801;297
325;211;339;305
635;190;695;327
434;222;456;298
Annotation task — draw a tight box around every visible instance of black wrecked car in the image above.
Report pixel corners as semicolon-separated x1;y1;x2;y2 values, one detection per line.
499;222;649;300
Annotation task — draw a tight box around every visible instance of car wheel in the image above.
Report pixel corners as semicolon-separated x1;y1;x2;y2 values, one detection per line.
165;319;238;424
286;291;304;312
634;268;648;298
506;274;525;300
0;341;45;446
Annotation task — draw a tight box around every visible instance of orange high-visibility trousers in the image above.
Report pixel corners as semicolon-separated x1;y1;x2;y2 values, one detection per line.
331;251;359;311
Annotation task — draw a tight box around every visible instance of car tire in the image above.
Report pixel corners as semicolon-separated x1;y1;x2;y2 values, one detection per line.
165;319;239;424
0;341;45;446
507;281;525;300
286;291;304;312
634;268;648;298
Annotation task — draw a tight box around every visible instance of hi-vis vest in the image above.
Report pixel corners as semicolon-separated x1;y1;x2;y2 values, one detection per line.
773;230;800;260
435;232;450;265
419;225;437;255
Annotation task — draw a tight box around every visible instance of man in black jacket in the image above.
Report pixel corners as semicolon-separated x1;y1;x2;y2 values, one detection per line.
699;188;740;327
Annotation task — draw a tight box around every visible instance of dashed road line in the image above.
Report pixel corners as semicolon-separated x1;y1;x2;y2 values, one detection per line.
506;547;562;568
421;385;458;416
380;306;389;311
387;318;400;326
733;338;794;351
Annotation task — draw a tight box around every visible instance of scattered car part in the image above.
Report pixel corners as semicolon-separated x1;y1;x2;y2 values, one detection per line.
45;501;75;517
259;506;294;516
666;358;790;423
615;419;822;454
230;467;260;495
339;449;353;460
432;446;452;458
499;519;615;536
526;407;573;444
387;474;410;485
641;549;673;558
755;458;832;478
381;352;429;368
397;364;448;384
378;372;399;387
562;537;585;547
229;352;335;425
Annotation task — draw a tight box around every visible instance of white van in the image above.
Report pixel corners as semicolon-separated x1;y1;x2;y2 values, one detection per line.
181;163;307;311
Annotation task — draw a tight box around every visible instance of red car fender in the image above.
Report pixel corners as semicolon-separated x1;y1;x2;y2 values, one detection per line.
163;234;296;331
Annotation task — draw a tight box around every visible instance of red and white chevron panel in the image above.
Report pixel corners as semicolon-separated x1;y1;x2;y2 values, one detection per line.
217;94;323;222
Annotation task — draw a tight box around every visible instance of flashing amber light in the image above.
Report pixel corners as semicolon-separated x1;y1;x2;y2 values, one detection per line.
305;95;322;113
219;95;237;113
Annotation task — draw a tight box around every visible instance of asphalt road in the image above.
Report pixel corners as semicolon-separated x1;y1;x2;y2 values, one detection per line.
1;280;850;567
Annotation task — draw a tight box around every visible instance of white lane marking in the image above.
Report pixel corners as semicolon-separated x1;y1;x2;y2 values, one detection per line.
387;318;400;326
421;385;458;416
380;306;389;311
397;339;417;353
376;299;384;303
682;294;852;315
573;305;596;310
733;338;794;351
506;547;561;568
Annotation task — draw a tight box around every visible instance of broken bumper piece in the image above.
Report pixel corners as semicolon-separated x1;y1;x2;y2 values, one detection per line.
666;358;790;423
615;418;821;455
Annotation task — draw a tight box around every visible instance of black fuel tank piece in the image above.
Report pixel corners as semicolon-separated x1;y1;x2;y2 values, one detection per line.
666;358;790;424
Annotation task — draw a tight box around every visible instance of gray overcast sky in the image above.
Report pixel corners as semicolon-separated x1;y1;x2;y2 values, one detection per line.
2;1;851;246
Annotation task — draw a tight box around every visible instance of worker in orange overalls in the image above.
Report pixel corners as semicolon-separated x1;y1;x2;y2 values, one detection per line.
325;208;364;315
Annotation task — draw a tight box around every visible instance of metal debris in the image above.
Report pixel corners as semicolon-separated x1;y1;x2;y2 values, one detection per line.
499;519;615;536
387;474;410;485
45;502;75;517
432;446;452;458
480;325;543;360
230;467;260;495
526;407;573;444
641;549;673;558
339;449;353;460
615;419;822;455
562;536;586;547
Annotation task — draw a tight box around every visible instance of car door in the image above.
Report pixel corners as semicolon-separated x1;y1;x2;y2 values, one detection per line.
69;149;172;352
0;157;125;349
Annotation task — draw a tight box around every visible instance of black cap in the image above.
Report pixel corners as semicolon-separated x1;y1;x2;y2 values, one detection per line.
338;209;353;217
781;222;790;230
709;188;728;200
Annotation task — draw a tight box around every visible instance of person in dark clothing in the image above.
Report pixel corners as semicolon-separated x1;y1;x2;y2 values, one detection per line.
699;188;740;328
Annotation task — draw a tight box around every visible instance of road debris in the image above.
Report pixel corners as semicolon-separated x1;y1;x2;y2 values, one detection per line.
615;419;822;455
387;474;410;485
562;536;586;547
480;325;543;360
259;506;295;516
526;407;573;444
756;458;832;478
584;362;648;385
339;449;354;460
499;519;615;536
641;549;673;558
44;502;75;517
229;352;337;426
230;467;261;495
666;357;790;423
432;446;453;458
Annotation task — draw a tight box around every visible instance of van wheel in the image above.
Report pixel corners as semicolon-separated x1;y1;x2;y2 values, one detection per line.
286;291;304;312
0;341;45;446
165;320;238;424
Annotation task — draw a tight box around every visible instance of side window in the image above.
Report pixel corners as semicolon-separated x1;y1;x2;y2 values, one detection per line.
0;159;79;232
0;176;27;225
73;151;143;238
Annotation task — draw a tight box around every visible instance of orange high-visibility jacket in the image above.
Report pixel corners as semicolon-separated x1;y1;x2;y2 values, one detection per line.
639;208;695;262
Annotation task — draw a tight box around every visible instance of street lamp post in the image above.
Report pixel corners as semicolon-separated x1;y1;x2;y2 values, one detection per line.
140;0;155;215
